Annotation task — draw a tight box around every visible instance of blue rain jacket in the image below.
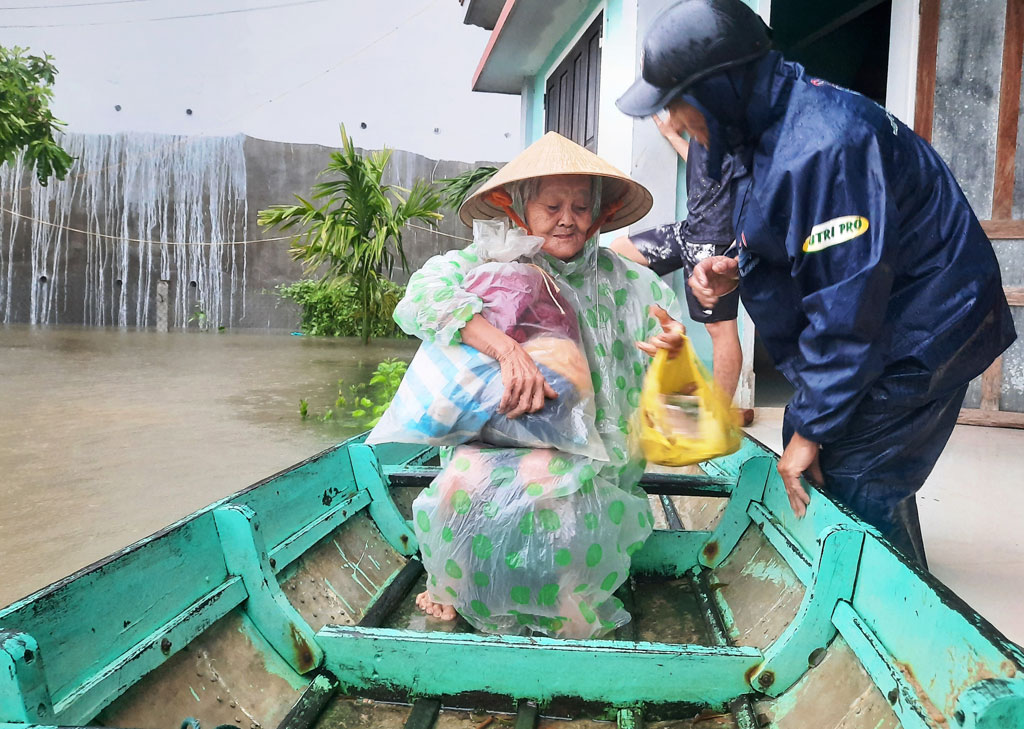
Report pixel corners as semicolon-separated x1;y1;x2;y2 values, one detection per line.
694;53;1016;444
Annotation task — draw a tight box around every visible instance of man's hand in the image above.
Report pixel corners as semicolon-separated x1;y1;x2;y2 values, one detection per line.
635;305;686;358
652;112;689;162
777;432;824;518
652;112;683;139
689;256;739;309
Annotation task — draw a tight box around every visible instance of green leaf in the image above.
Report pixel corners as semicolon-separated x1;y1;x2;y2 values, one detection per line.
0;45;74;184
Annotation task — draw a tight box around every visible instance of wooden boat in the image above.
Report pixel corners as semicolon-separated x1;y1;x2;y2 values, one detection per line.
1;435;1022;729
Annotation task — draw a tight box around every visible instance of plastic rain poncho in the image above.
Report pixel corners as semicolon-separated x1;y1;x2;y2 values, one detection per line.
368;254;608;460
392;182;683;639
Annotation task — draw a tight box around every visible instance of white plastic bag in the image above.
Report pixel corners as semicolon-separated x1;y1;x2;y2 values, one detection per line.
472;219;544;262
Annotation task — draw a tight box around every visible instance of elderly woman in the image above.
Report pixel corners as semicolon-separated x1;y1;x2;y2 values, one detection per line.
393;132;685;639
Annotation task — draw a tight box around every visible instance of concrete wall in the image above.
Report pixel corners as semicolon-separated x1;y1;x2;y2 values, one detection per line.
929;0;1024;411
0;1;520;163
243;137;490;329
0;3;521;331
0;133;490;330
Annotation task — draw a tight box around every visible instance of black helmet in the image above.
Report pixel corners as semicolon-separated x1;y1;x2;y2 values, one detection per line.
617;0;771;117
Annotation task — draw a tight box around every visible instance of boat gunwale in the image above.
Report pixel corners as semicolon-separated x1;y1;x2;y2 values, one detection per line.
2;434;1023;729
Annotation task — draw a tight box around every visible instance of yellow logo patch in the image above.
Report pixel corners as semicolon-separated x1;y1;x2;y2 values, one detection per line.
802;216;870;253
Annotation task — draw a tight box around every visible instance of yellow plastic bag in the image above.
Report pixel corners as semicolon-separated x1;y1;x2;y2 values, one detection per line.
637;337;742;466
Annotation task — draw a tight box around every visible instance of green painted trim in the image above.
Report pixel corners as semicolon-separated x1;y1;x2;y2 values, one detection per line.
3;431;1023;729
700;432;1024;727
749;526;865;696
956;678;1024;729
0;632;54;724
745;501;812;584
701;439;878;579
232;443;360;552
832;601;934;729
524;0;604;144
350;444;418;556
319;626;763;709
846;537;1024;727
55;578;247;723
268;489;372;572
527;74;544;145
698;457;773;569
213;504;323;675
630;529;710;578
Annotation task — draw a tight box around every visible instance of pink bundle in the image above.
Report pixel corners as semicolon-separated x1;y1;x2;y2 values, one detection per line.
464;263;580;343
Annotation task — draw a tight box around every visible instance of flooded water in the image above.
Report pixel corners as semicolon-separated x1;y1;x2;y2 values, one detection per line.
0;325;419;606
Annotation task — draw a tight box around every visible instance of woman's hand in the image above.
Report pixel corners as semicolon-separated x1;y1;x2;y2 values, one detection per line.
459;314;556;419
636;306;686;358
495;342;558;418
688;255;739;309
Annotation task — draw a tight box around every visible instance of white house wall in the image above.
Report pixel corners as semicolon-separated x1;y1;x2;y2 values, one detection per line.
627;0;685;235
0;0;520;162
885;0;920;126
595;0;640;177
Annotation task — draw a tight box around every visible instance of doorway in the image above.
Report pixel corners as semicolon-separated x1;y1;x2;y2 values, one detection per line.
751;0;894;407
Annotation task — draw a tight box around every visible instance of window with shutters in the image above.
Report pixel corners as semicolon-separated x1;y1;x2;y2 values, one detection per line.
544;15;602;152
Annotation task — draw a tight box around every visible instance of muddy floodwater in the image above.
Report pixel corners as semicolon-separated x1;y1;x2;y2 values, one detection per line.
0;325;419;606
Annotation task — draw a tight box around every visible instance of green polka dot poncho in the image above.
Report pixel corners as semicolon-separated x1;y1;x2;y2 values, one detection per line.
393;220;682;638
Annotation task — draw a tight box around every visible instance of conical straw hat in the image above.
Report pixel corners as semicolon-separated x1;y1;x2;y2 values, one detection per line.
459;131;653;233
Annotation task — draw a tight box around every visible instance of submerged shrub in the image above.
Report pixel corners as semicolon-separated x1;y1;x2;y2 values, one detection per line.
278;279;407;338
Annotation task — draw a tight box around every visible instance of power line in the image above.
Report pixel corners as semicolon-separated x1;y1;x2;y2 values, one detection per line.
0;205;293;246
0;207;466;245
234;0;437;115
0;0;332;28
408;223;470;242
0;0;157;10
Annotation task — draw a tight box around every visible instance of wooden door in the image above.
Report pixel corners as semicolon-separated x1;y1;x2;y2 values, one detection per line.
544;15;602;152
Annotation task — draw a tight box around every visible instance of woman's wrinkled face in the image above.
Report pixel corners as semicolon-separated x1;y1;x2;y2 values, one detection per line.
524;175;594;260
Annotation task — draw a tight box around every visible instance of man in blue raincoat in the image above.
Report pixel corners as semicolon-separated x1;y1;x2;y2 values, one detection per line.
617;0;1016;565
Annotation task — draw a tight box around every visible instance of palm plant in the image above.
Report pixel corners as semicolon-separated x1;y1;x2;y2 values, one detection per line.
259;125;443;344
437;165;498;216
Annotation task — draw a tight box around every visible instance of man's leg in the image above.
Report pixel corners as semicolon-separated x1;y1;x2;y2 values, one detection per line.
787;385;969;567
610;224;687;277
704;318;741;402
680;246;748;420
609;236;650;266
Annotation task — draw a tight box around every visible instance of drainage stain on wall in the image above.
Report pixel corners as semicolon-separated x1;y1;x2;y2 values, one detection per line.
0;132;249;329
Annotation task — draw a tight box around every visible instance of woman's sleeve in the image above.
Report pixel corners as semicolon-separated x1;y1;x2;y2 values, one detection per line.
393;243;487;345
629;262;684;341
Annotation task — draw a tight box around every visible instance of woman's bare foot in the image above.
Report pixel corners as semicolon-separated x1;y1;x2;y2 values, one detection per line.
415;590;457;620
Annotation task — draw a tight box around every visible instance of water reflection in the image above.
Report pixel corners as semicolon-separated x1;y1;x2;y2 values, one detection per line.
0;325;419;606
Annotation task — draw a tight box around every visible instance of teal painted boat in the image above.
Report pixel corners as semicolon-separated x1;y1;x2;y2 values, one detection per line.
1;435;1022;729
